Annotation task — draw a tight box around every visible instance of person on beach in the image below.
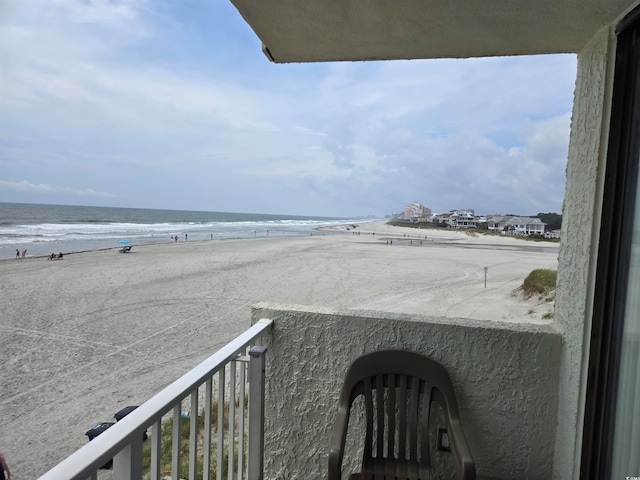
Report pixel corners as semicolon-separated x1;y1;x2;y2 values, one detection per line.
15;249;19;259
21;249;27;258
0;451;11;480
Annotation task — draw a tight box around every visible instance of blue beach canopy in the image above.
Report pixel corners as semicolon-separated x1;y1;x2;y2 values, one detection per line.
118;239;131;244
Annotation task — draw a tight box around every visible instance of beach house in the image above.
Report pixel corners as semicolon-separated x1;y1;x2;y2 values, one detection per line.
449;210;477;229
488;215;547;235
40;0;640;479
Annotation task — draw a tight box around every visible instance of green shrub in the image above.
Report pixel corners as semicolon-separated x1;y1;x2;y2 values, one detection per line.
521;269;557;299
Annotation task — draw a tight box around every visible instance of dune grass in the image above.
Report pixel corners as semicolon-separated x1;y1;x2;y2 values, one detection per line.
521;269;557;299
142;399;245;480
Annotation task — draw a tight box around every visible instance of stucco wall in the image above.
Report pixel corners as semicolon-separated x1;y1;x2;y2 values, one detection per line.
552;27;616;479
252;303;562;479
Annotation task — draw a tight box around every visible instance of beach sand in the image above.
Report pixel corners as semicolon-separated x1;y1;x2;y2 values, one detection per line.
0;221;559;478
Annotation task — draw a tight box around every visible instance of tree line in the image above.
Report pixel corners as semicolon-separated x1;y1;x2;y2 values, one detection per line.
537;212;562;231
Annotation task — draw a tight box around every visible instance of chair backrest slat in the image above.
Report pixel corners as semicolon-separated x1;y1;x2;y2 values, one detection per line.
387;373;397;462
421;382;433;470
376;373;385;459
398;373;408;460
409;376;420;461
363;376;374;462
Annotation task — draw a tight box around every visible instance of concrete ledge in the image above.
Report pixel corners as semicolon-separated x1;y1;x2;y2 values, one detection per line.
252;302;562;480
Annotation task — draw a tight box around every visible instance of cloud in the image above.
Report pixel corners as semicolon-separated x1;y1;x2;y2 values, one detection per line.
50;0;148;26
0;0;577;217
0;180;116;198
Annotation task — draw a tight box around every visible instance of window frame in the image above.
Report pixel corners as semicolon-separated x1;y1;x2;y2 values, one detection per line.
581;6;640;478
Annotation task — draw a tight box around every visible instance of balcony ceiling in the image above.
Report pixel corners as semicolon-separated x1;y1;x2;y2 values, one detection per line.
230;0;638;63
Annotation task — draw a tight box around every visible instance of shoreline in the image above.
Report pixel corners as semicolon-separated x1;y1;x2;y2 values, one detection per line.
2;219;559;261
0;229;337;262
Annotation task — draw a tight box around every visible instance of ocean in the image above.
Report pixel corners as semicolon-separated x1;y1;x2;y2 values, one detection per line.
0;203;365;260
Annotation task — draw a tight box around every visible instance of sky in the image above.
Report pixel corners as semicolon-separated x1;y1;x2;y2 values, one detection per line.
0;0;577;218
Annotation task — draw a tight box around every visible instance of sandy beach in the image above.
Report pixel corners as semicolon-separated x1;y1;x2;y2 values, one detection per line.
0;221;559;478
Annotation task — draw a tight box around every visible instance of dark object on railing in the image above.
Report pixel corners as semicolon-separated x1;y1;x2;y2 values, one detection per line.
114;405;148;441
85;422;115;470
328;350;477;480
85;422;115;441
114;405;138;422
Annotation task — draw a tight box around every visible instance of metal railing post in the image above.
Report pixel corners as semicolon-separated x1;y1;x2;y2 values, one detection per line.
172;405;181;480
248;346;267;480
113;438;143;480
151;419;161;480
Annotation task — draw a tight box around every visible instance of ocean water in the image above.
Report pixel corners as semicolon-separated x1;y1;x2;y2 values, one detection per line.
0;203;364;259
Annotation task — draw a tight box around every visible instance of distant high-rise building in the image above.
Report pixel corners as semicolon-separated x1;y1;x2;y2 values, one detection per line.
403;202;432;222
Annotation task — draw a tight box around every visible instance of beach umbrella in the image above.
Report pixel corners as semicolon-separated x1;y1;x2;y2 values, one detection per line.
118;239;131;244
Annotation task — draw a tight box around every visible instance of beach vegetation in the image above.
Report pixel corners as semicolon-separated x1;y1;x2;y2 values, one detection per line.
473;228;504;237
386;219;444;229
537;212;563;231
543;311;554;319
141;398;245;480
386;219;560;242
520;269;557;299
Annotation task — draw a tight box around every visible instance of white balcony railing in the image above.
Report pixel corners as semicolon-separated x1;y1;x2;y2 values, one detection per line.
38;318;273;480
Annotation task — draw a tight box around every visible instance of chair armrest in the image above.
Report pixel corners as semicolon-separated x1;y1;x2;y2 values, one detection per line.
448;419;476;480
328;403;351;480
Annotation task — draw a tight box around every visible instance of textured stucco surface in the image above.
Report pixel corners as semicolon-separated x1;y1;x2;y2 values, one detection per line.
252;303;562;479
231;0;635;63
552;27;616;480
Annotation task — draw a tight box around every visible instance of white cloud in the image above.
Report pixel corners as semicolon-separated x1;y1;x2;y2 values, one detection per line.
0;0;577;217
50;0;147;26
0;180;116;198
